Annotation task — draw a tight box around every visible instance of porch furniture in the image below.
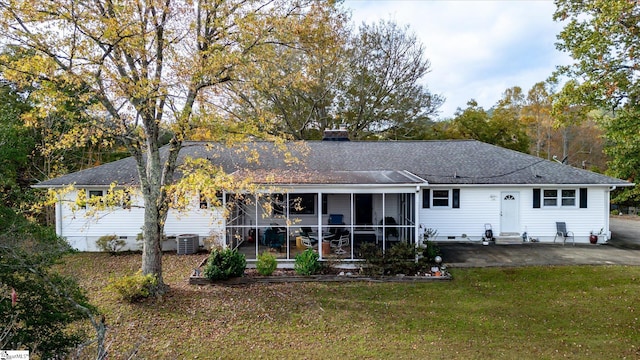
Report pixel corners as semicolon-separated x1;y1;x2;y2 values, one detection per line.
323;227;346;241
554;222;574;246
300;235;316;249
328;214;344;225
380;217;399;239
353;228;378;244
330;233;350;255
264;228;285;251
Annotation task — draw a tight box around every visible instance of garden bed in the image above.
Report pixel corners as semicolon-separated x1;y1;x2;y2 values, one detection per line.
189;268;452;285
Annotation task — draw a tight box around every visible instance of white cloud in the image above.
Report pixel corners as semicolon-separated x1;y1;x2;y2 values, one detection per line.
344;0;572;119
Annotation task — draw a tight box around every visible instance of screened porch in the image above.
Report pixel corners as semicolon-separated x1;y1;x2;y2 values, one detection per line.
223;190;419;262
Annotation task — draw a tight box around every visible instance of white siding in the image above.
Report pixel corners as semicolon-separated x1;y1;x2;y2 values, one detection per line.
418;186;610;243
58;189;224;251
57;185;613;250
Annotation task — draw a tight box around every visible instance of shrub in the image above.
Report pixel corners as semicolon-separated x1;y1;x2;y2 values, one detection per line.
256;251;277;276
203;248;246;281
0;206;95;358
421;240;441;263
294;248;321;276
358;242;384;275
96;234;126;254
108;271;158;303
386;242;418;275
360;242;419;275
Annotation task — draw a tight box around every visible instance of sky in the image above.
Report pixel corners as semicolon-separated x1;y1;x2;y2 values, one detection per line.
344;0;572;119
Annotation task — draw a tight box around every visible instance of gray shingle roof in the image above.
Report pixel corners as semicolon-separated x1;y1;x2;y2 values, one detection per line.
35;140;632;187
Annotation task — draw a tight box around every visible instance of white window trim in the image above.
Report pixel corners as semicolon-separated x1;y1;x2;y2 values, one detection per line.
431;189;451;209
81;189;105;209
88;189;104;198
542;188;577;208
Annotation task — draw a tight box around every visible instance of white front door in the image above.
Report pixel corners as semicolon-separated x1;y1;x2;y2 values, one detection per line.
500;191;520;233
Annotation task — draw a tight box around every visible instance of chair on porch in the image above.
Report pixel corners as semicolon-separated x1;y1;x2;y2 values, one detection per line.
300;227;315;237
330;233;350;255
383;216;399;239
264;228;285;251
300;235;316;249
554;222;575;246
300;227;318;246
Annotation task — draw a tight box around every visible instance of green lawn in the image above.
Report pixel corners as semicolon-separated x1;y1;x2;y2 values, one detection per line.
60;253;640;359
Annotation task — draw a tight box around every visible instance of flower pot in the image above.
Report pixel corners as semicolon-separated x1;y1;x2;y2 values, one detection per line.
322;241;331;256
589;234;598;244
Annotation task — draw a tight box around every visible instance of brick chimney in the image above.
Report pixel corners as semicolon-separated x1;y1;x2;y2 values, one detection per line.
322;125;349;141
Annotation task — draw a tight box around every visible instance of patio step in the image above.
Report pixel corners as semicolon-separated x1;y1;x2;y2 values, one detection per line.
494;232;523;245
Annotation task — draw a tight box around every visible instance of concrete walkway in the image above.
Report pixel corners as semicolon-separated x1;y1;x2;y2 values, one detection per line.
439;216;640;268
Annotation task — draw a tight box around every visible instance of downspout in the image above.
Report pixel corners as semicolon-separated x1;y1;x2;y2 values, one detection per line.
415;185;421;259
317;191;324;260
606;186;617;241
56;193;63;237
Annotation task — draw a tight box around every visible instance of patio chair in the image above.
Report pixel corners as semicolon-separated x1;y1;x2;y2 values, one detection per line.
300;235;316;249
264;228;285;251
553;222;575;246
330;233;350;255
328;214;344;225
383;216;399;239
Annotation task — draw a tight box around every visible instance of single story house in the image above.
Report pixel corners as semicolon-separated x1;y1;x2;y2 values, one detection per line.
35;138;633;263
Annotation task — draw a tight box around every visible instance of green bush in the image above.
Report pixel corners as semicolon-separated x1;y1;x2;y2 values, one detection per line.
386;242;418;275
203;248;246;281
358;242;385;275
294;248;321;275
421;240;441;263
360;242;420;275
0;206;95;358
108;271;158;303
256;251;278;276
96;234;126;254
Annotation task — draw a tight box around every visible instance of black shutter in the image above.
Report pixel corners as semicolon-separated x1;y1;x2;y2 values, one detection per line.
533;188;541;208
422;189;430;208
452;189;460;208
580;188;588;208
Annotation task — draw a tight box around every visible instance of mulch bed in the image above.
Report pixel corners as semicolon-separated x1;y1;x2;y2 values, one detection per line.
189;268;451;285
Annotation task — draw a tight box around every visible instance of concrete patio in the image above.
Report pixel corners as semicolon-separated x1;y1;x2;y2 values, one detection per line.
439;215;640;268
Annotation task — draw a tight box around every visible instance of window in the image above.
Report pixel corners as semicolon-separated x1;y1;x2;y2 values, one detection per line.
263;194;284;215
543;189;557;206
561;190;576;206
199;191;223;209
88;190;104;198
290;194;315;215
199;193;208;209
121;190;131;209
78;189;104;208
538;188;578;208
423;189;460;209
322;194;328;215
432;190;450;207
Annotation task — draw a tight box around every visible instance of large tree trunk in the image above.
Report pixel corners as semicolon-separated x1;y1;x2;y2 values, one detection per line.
141;183;167;292
138;128;174;294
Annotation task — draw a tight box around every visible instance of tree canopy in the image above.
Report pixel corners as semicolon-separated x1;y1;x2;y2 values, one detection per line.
0;207;98;358
0;0;347;292
553;0;640;201
204;18;444;141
